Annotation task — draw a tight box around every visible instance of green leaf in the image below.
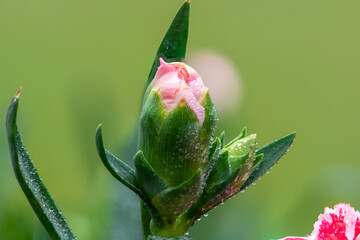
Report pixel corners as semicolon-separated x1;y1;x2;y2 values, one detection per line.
240;132;296;191
95;125;145;196
134;150;167;199
6;88;76;240
146;1;190;87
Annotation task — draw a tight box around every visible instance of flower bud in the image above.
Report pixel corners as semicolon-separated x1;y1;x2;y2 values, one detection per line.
223;133;257;190
225;134;257;171
139;58;217;187
179;132;259;226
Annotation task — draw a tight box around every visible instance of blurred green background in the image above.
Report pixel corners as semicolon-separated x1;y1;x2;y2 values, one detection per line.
1;0;360;239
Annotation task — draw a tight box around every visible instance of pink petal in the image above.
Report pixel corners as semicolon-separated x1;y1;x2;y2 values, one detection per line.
354;213;360;240
184;90;205;126
310;203;360;240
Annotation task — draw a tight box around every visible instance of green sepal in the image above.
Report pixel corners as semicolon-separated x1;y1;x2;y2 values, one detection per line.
224;127;247;148
139;91;216;187
152;169;203;220
205;150;230;190
134;150;168;199
226;133;256;158
207;152;249;196
240;132;296;191
180;134;257;226
228;153;249;173
179;164;244;228
95;125;147;199
251;153;264;170
202;137;221;178
6;89;76;240
206;168;240;198
146;1;190;88
205;133;256;190
219;131;225;147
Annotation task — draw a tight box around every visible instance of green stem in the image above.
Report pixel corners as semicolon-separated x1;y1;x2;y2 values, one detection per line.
141;201;152;240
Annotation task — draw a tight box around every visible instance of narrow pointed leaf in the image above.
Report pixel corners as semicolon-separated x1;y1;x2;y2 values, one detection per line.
146;1;190;87
96;125;161;218
134;150;167;199
95;125;145;197
6;89;76;240
240;132;296;190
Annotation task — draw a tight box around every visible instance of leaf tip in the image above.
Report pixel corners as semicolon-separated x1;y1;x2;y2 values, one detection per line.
15;86;22;98
134;149;145;160
95;124;103;145
96;124;102;133
286;131;296;141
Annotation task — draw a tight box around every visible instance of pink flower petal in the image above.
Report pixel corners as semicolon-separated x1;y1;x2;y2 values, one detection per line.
355;217;360;240
310;203;360;240
277;203;360;240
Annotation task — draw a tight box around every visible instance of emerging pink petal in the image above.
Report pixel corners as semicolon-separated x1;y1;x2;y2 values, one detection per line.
152;58;207;125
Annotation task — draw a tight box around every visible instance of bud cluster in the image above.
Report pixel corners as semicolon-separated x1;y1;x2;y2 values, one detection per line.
96;58;294;238
136;59;263;236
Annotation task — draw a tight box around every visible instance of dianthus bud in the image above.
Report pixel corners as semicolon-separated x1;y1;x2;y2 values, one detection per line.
138;58;217;187
201;132;258;207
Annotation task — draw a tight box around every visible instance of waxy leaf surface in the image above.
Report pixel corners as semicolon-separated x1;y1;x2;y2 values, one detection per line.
6;90;76;240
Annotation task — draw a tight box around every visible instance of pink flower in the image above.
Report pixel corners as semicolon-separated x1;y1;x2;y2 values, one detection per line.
278;203;360;240
152;58;207;125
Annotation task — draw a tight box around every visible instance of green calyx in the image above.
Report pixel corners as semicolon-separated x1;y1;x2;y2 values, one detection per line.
138;89;217;187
